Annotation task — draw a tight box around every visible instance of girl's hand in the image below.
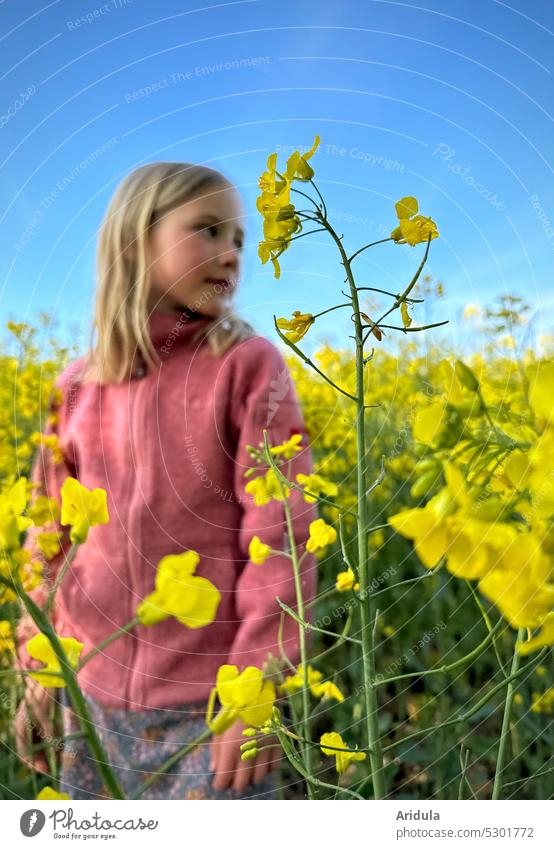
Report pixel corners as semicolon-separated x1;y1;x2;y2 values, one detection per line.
14;679;54;774
210;718;281;793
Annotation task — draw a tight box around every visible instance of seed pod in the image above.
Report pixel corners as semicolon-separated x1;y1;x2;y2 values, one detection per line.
410;469;440;498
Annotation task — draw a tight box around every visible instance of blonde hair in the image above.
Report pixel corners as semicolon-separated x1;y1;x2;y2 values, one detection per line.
80;162;255;384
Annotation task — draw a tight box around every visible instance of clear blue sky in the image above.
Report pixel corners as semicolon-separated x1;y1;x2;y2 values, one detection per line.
1;0;553;357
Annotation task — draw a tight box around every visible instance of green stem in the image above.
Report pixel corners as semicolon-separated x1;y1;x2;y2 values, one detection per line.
278;729;364;799
325;218;386;799
383;648;545;754
263;430;314;798
44;541;79;614
77;617;140;671
492;627;525;799
273;316;359;403
376;619;504;686
1;574;125;799
276;598;362;645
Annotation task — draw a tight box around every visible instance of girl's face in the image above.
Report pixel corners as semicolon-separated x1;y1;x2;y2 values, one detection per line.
145;185;245;318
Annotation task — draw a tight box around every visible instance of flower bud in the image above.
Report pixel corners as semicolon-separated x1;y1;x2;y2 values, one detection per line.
240;748;258;761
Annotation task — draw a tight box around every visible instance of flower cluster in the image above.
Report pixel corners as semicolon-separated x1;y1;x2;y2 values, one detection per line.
256;136;320;278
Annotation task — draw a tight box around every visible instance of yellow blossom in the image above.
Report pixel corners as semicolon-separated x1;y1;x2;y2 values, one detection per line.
245;469;290;506
320;731;366;774
390;196;439;246
26;632;84;688
206;664;275;734
306;518;337;552
516;612;554;655
527;361;554;423
335;567;360;592
296;472;338;503
280;664;344;702
285;135;321;182
0;620;15;655
269;433;303;459
530;688;554;715
400;301;412;329
478;535;554;630
248;536;272;565
36;531;63;560
276;311;315;343
0;477;33;552
30;432;64;465
60;477;109;544
137;551;221;629
27;495;60;526
36;786;71;800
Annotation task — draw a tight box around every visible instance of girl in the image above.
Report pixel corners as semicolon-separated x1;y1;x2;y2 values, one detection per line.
15;162;318;799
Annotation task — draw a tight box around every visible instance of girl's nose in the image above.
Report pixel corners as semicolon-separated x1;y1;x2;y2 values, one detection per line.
219;241;241;268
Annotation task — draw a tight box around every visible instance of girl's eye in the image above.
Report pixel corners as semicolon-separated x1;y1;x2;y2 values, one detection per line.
201;223;243;251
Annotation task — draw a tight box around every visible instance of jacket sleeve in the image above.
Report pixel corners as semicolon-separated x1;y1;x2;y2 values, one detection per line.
15;364;79;672
226;338;318;673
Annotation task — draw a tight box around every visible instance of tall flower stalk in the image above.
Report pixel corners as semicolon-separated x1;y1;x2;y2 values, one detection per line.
255;135;441;797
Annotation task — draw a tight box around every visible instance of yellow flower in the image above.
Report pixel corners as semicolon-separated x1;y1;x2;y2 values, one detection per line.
206;664;276;734
137;551;221;629
335;567;360;592
245;469;290;506
276;311;315;344
389;464;518;579
388;488;453;569
36;786;71;800
390;196;439;246
313;680;345;702
0;477;33;552
526;361;554;424
0;620;15;654
320;731;366;774
60;477;109;544
280;664;344;702
258;152;287;195
256;136;320;279
270;433;303;459
530;688;554;715
296;472;338;504
27;495;61;526
285;135;321;182
516;612;554;655
248;536;272;565
26;633;84;688
400;301;412;329
478;535;554;629
31;432;64;464
412;401;447;446
36;531;63;560
306;518;337;552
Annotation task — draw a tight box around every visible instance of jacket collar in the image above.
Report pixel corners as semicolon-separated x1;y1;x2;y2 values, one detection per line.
132;309;212;378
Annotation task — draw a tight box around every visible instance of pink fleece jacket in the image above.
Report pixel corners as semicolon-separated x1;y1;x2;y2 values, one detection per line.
18;309;318;710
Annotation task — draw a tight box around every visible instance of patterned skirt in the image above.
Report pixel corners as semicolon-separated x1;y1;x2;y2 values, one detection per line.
59;690;278;800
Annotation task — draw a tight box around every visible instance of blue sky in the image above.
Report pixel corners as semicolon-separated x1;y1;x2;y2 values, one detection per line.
1;0;553;357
